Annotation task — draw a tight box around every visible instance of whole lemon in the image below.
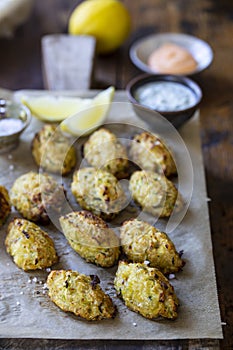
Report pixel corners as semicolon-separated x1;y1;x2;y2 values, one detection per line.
68;0;131;54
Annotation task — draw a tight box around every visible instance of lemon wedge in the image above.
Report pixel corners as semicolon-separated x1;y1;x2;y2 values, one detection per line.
19;86;114;123
60;86;115;136
20;95;91;122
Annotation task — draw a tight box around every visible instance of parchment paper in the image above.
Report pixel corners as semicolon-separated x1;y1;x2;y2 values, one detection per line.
0;90;223;339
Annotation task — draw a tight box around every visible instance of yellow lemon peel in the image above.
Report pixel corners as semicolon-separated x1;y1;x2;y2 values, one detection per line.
68;0;131;54
60;86;115;136
20;87;114;124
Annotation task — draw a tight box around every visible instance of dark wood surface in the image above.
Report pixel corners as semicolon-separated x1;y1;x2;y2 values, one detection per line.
0;0;232;349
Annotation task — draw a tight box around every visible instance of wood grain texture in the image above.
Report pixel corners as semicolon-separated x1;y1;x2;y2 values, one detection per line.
0;339;221;350
0;0;232;348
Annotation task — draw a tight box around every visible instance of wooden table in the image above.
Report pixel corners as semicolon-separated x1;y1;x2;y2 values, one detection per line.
0;1;232;349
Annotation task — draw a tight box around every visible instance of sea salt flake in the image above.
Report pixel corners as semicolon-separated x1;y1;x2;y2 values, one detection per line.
144;260;150;265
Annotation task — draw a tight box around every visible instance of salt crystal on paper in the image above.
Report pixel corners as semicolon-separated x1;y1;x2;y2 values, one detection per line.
144;260;150;265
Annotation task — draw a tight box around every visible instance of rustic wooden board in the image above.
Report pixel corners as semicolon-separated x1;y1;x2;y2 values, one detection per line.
0;0;232;348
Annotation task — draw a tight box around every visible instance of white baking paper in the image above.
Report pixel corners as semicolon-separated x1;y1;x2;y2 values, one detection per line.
0;90;223;339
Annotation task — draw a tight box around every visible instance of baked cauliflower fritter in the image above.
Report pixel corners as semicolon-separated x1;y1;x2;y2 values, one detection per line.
83;128;128;179
129;132;177;177
32;124;76;176
5;218;58;271
71;167;126;221
60;211;120;267
47;270;116;321
129;170;180;217
10;171;65;223
0;185;11;227
114;261;179;319
120;219;184;274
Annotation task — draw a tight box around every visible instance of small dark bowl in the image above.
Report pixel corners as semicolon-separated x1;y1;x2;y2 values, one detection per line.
126;74;202;129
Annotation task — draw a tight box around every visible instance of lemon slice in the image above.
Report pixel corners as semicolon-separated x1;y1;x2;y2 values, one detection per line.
60;86;115;136
19;86;114;123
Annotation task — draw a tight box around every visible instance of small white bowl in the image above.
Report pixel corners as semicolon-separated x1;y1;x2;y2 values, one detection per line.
0;99;31;153
129;32;213;76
